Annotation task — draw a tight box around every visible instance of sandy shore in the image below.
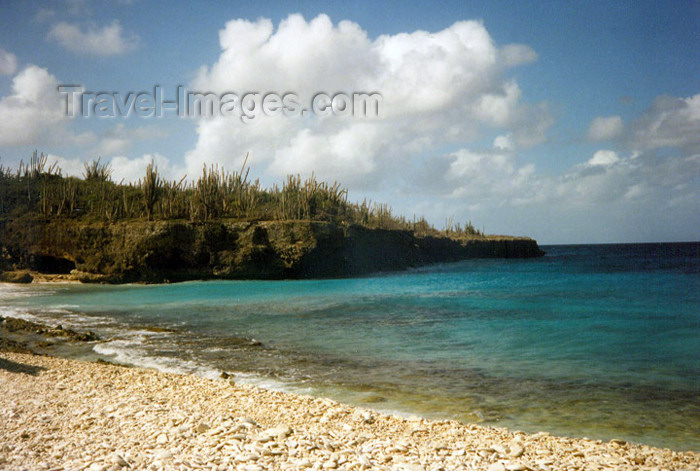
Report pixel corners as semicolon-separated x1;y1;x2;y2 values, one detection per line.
0;352;698;471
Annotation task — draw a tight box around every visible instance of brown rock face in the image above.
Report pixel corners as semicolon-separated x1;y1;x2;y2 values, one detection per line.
0;219;544;283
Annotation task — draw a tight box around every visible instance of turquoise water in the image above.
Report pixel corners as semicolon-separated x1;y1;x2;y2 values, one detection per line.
1;243;698;450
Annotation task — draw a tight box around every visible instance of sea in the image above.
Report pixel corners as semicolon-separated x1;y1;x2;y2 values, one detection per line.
1;243;698;451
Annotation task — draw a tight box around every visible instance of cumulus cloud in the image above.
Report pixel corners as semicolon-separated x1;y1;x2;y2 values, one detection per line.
109;153;182;183
0;65;91;146
0;47;18;75
46;153;86;177
446;148;538;204
561;151;698;208
418;142;698;241
490;146;691;209
588;115;623;140
627;93;700;154
185;14;552;187
48;20;139;56
48;152;183;183
493;134;514;151
412;88;699;241
498;43;538;68
94;124;168;156
588;149;620;166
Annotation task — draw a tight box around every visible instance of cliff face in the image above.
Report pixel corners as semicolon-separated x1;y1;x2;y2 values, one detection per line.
0;220;544;283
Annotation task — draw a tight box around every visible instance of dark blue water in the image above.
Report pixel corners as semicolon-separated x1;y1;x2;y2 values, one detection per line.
1;243;698;450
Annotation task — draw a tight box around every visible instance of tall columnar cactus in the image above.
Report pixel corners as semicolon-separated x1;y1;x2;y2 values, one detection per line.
141;160;162;221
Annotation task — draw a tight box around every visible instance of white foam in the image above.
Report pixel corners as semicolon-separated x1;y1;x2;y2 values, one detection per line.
93;340;221;380
0;284;36;300
91;336;311;395
0;307;46;324
204;346;227;353
0;305;114;334
0;283;61;298
1;285;331;406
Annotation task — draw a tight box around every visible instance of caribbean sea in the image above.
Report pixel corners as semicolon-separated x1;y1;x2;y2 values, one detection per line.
1;242;698;450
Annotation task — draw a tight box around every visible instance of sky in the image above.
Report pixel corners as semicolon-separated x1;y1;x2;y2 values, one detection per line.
0;0;698;244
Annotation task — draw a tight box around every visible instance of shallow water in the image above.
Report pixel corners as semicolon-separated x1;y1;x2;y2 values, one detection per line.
1;243;698;450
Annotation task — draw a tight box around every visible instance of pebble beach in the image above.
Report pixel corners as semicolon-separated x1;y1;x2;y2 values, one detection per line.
1;352;698;471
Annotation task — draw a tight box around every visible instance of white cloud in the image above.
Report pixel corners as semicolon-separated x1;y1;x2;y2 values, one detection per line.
0;47;18;75
110;153;182;183
46;153;85;177
48;20;139;56
493;134;514;151
446;149;538;204
0;65;92;146
271;123;382;179
185;14;551;186
417;143;698;242
498;43;538;68
416;89;700;237
628;93;700;153
588;115;623;140
48;152;183;184
588;149;620;166
474;81;521;126
95;124;168;156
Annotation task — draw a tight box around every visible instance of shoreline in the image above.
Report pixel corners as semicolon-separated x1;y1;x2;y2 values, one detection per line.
2;297;700;458
0;219;544;285
1;351;699;471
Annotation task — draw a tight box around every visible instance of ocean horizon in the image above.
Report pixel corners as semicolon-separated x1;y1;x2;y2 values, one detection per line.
1;242;698;452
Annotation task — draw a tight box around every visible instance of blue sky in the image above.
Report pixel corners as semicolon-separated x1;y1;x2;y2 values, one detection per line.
0;0;698;244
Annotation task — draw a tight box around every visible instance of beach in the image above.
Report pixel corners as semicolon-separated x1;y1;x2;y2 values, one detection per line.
1;1;697;468
1;351;698;471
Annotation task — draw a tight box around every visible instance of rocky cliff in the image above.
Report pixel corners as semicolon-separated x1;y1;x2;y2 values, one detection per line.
0;219;544;283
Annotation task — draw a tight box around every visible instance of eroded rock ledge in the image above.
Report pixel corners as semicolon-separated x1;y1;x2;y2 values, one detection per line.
0;220;544;283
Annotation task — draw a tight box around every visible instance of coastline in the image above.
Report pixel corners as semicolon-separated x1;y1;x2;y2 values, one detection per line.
1;351;699;471
0;220;544;284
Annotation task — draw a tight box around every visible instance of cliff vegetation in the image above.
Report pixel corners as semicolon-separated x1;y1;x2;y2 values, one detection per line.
0;152;543;282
